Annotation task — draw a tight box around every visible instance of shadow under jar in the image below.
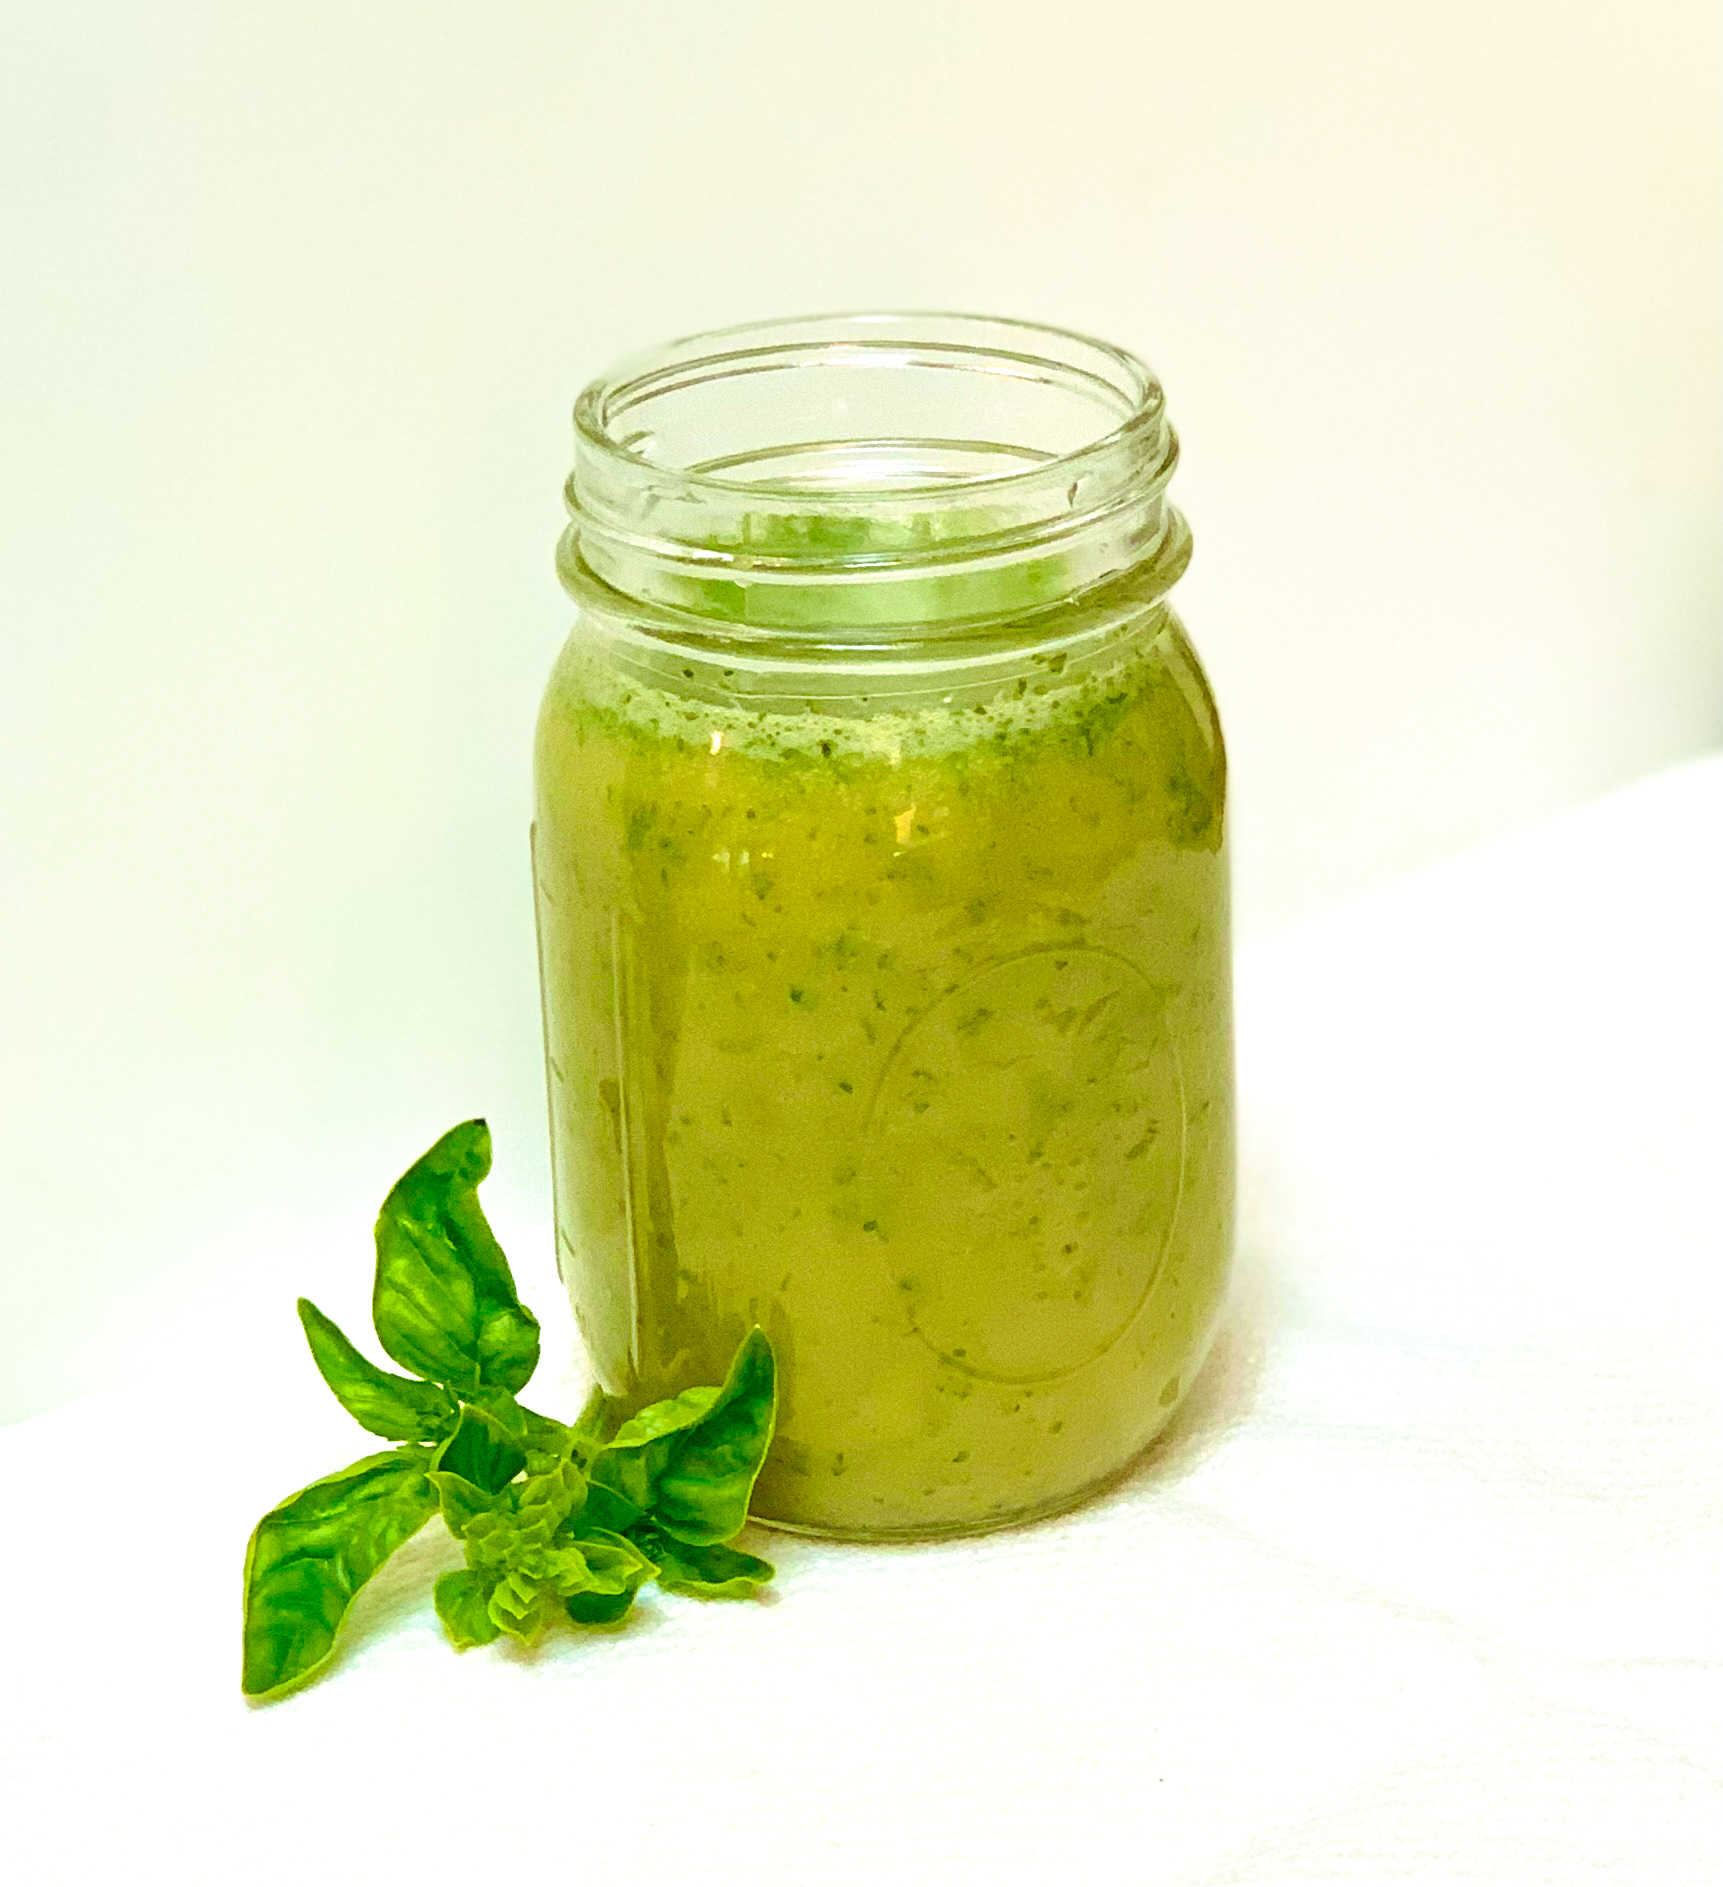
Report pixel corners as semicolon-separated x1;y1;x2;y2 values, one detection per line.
533;313;1233;1540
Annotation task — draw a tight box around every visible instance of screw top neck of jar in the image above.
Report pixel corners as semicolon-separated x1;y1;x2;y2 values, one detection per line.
562;312;1187;643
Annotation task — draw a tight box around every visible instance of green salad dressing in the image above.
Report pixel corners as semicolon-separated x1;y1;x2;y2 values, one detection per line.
532;592;1233;1538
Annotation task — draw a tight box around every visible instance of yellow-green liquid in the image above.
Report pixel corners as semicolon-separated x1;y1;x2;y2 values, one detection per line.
533;604;1233;1537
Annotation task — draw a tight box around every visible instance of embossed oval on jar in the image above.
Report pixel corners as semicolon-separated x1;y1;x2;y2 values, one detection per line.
863;944;1186;1383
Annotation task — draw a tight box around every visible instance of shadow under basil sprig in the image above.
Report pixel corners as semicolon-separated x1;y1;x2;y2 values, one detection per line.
241;1120;777;1701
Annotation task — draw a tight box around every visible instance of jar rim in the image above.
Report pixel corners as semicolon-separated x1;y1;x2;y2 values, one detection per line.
571;310;1169;505
563;311;1185;644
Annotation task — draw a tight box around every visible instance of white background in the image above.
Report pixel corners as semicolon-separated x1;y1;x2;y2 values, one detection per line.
1;1;1718;1425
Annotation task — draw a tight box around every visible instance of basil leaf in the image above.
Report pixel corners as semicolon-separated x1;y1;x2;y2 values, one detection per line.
565;1587;637;1626
520;1403;572;1453
574;1527;657;1596
485;1540;606;1639
565;1529;656;1626
487;1570;566;1640
435;1407;526;1495
453;1493;654;1643
371;1120;541;1394
649;1328;778;1546
588;1331;776;1541
460;1507;522;1574
589;1384;718;1509
428;1470;502;1541
639;1525;775;1600
589;1442;653;1514
462;1384;529;1448
297;1299;459;1444
574;1480;643;1536
434;1569;501;1649
513;1454;586;1546
241;1451;438;1699
609;1384;722;1450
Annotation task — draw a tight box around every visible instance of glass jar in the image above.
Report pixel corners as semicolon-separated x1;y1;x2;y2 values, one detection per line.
533;313;1232;1540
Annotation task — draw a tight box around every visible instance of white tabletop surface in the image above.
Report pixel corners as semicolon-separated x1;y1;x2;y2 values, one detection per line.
4;756;1720;1885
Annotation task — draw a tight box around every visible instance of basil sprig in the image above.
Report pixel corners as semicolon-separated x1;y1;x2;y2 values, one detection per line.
241;1120;777;1701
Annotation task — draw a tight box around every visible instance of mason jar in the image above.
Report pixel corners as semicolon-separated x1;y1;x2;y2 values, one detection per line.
533;313;1233;1540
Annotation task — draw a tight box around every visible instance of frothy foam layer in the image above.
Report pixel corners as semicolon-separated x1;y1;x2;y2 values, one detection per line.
549;613;1181;771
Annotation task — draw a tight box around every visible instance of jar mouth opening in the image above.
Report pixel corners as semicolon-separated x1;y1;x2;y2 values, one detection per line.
572;311;1168;506
564;312;1184;639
